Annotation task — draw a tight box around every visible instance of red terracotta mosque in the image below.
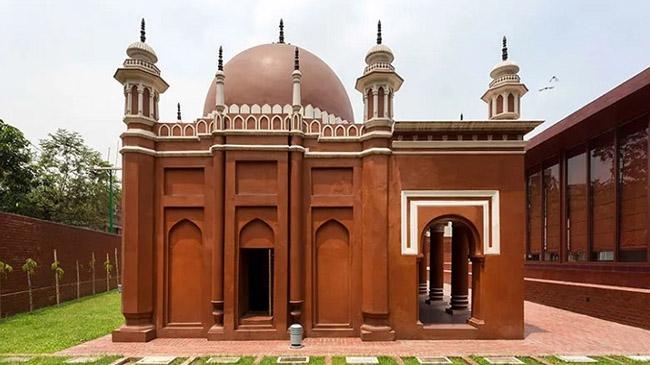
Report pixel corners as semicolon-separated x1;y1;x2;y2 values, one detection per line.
111;19;541;342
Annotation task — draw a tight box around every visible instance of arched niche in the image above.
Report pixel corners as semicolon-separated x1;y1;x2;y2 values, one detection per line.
315;219;351;326
167;219;203;325
239;218;274;248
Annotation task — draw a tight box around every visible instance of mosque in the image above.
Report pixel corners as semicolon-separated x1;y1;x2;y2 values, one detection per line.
111;19;541;342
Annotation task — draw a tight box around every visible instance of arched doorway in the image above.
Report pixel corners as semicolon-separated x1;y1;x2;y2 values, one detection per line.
418;216;482;325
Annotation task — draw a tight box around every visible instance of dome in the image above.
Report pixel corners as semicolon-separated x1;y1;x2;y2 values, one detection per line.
126;41;158;64
365;43;394;65
203;43;354;122
489;59;519;79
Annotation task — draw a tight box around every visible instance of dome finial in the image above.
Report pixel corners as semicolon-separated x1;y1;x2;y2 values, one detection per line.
279;19;285;44
177;102;181;120
294;47;300;71
377;20;382;45
140;18;146;43
460;113;464;121
502;36;508;61
218;46;223;71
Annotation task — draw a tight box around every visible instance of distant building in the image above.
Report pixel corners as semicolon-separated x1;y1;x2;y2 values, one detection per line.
111;20;539;342
525;68;650;330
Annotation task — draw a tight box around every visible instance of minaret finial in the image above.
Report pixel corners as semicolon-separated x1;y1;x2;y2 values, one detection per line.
377;20;382;44
177;102;181;120
502;36;508;61
218;46;223;71
279;19;285;44
140;18;146;42
460;113;464;121
294;47;300;71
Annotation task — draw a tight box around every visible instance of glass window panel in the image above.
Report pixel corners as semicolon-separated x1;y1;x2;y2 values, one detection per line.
527;171;542;260
619;117;648;262
566;152;588;261
543;163;561;261
590;134;616;261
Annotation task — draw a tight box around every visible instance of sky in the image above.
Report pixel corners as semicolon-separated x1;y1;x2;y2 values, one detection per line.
1;0;649;167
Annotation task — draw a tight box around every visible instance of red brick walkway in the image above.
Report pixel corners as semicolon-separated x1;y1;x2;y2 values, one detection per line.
58;302;650;356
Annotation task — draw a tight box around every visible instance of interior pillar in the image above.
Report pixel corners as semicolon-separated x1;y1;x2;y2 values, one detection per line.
428;225;445;301
418;256;427;294
447;225;469;314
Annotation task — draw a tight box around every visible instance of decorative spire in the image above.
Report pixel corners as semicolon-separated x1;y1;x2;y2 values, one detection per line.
376;20;382;44
460;113;464;121
279;19;285;44
502;36;508;61
177;102;181;120
140;18;146;42
218;46;223;71
294;47;299;71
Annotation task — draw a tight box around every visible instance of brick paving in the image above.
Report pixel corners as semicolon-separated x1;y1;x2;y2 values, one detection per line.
58;302;650;357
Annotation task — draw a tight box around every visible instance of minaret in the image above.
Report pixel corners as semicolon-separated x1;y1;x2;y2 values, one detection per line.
288;45;305;325
355;20;403;127
115;19;169;122
214;46;226;115
355;21;399;341
112;19;168;343
292;47;302;112
481;36;528;120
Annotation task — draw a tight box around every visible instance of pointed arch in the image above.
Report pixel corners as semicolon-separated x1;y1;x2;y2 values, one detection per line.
240;104;251;114
171;124;182;136
315;219;351;326
183;124;195;136
159;124;170;137
167;219;203;324
507;93;515;113
496;94;504;114
142;88;151;117
196;120;207;134
377;87;385;118
366;89;374;120
245;115;256;130
130;85;138;115
271;115;283;130
259;115;270;130
239;218;274;248
233;115;244;130
272;104;282;114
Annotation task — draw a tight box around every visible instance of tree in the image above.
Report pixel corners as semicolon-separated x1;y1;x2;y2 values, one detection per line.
104;254;113;292
22;258;37;312
0;260;13;317
28;129;120;230
51;250;64;305
0;119;35;215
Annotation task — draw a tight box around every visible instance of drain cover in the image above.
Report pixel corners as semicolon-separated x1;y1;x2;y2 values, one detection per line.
207;357;242;364
556;356;597;363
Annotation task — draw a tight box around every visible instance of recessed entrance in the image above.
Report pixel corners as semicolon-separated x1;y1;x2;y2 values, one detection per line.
418;219;480;325
239;248;273;320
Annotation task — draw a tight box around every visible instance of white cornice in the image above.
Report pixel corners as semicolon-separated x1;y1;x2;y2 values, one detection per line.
392;140;527;149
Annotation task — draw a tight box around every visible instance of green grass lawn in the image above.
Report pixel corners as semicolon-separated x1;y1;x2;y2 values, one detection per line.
0;290;123;354
0;355;122;364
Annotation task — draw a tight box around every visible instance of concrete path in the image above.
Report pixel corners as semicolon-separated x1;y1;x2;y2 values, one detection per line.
58;301;650;356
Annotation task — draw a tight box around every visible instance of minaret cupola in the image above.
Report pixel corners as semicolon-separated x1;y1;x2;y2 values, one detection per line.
481;36;528;120
355;20;403;124
115;19;169;123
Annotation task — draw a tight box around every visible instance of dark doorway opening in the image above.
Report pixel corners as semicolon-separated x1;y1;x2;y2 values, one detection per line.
239;248;273;320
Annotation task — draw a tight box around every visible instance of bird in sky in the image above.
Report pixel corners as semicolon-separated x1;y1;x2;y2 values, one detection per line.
539;75;560;92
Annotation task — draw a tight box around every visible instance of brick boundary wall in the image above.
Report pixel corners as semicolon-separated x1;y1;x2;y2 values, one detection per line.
524;278;650;330
0;212;121;317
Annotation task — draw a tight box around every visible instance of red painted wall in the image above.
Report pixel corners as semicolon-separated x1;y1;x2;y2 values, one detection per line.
0;212;121;317
524;278;650;330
